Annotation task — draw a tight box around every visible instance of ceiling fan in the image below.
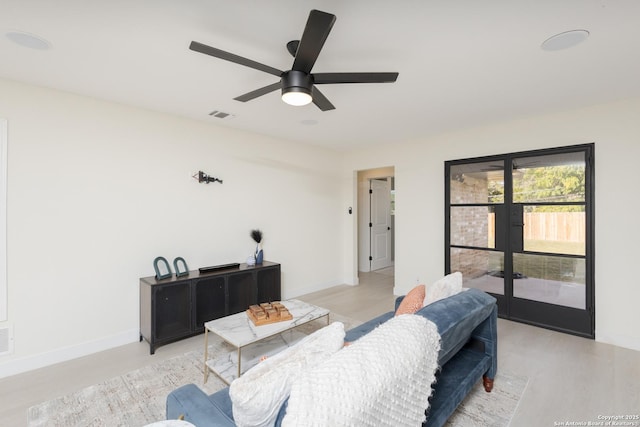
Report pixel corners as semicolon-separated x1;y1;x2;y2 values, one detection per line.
189;9;399;111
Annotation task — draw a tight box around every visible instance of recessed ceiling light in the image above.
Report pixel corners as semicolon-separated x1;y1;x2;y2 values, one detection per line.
5;31;51;50
541;30;589;51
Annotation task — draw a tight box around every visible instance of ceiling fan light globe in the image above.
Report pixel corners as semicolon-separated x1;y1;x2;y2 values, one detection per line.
282;88;312;106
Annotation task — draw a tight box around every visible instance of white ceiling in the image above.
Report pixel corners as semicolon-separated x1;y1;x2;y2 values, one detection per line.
2;0;640;151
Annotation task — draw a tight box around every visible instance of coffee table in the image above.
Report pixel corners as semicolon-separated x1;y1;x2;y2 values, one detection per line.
203;299;330;384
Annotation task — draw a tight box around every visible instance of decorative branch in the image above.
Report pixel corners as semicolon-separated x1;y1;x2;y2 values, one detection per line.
250;229;263;244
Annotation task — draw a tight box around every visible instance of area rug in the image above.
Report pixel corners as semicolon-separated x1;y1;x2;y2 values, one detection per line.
444;371;528;426
28;314;527;426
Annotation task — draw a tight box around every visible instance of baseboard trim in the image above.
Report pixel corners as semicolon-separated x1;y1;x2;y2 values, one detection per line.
0;328;139;379
596;332;640;352
283;280;345;300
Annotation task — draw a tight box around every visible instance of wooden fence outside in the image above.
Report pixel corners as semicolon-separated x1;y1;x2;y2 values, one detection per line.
488;212;585;243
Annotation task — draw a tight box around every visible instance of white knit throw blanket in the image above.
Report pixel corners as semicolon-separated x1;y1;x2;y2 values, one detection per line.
282;314;441;427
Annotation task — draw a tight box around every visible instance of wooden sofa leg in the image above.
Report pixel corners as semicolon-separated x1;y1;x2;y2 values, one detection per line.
482;375;494;392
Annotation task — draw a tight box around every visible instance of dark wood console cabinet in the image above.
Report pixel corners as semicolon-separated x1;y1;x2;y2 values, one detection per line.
140;261;281;354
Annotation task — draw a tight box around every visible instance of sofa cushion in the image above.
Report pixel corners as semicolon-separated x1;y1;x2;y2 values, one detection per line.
424;272;463;306
282;314;441;427
395;284;425;315
229;321;345;427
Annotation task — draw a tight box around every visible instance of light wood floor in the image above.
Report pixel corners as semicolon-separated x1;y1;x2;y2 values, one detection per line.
1;269;639;426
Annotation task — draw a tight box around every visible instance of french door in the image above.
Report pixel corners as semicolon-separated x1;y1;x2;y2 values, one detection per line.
445;144;594;338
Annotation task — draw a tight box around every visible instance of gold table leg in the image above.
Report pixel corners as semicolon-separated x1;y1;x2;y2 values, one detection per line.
203;328;209;383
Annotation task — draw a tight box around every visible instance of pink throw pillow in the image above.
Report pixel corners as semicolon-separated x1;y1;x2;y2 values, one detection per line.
395;284;426;316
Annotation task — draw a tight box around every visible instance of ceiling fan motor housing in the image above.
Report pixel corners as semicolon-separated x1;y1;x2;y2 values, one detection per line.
282;70;313;97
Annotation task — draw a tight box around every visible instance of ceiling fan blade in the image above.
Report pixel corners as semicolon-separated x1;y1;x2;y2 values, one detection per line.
313;72;399;84
312;86;335;111
190;41;283;77
234;82;282;102
292;10;336;74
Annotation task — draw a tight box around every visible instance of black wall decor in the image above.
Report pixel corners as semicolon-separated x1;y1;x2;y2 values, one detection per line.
193;171;223;184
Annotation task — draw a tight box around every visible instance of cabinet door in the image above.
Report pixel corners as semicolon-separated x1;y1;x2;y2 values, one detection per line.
195;277;226;329
228;272;255;315
155;283;191;341
257;267;281;302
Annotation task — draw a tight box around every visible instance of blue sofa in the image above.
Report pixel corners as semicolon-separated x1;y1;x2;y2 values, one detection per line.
166;288;498;427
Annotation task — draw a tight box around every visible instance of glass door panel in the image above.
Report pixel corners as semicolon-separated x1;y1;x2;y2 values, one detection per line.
512;150;587;311
513;253;586;309
512;152;586;203
448;160;505;297
523;205;585;255
450;248;504;295
450;161;504;204
450;206;497;249
448;160;505;295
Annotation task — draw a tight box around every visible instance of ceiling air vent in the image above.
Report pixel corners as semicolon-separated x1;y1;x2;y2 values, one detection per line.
209;110;234;119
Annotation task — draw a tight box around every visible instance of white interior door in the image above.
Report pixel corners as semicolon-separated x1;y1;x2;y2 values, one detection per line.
370;178;392;271
358;180;372;272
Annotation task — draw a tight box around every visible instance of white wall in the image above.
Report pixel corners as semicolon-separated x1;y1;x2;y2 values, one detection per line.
0;78;346;377
2;77;638;378
0;118;6;323
342;98;640;352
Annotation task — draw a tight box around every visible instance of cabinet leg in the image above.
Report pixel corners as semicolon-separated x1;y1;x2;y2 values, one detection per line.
140;335;155;355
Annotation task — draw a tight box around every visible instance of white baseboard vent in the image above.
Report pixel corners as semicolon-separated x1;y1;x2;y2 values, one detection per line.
0;325;13;356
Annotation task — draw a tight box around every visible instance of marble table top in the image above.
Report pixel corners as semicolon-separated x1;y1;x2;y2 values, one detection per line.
205;328;310;384
204;299;329;348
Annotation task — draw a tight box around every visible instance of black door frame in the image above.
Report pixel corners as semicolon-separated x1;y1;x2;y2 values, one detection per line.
445;143;595;338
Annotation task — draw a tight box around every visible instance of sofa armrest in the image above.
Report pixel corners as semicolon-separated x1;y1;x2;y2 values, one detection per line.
470;304;498;380
415;288;496;367
166;384;235;427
